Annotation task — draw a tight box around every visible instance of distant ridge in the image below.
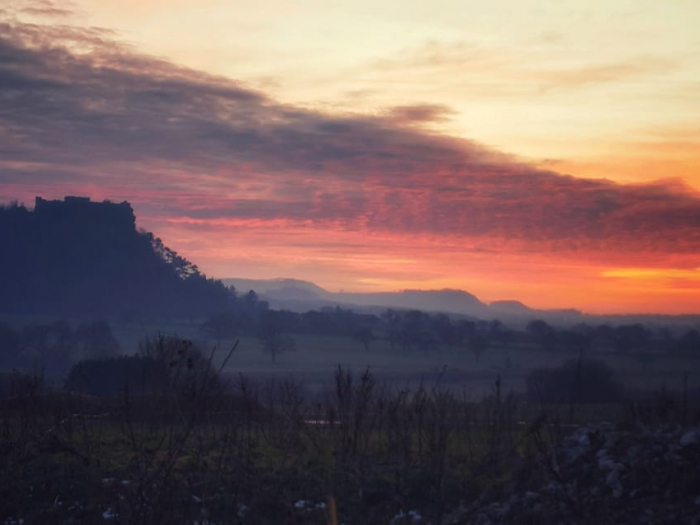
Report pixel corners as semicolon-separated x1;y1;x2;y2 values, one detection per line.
221;277;700;326
222;278;331;299
489;300;532;315
338;288;488;315
221;276;583;322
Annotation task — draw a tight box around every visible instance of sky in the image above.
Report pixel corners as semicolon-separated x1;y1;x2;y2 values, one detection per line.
0;0;699;314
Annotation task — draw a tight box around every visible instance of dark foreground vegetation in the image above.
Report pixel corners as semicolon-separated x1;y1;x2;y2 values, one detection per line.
2;337;700;524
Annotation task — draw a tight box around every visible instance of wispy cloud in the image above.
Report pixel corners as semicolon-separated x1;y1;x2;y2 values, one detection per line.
532;56;675;93
384;103;457;125
6;0;77;18
366;40;676;97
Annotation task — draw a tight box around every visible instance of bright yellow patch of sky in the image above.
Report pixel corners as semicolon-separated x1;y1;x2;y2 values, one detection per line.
603;267;700;281
65;0;700;189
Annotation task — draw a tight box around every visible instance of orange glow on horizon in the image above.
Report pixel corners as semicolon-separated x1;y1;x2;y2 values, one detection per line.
142;214;700;315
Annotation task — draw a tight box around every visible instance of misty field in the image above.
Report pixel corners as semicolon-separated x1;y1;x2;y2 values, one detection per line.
4;312;698;398
2;316;700;523
104;322;700;399
2;347;699;524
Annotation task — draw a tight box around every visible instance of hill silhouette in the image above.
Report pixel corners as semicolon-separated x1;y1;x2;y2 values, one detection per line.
223;278;332;299
222;277;586;322
0;196;234;319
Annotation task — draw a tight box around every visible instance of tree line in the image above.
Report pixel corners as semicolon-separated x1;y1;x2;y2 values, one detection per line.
0;319;120;374
201;305;700;363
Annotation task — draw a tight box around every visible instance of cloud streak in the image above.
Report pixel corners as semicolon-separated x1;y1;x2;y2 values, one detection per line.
366;41;675;97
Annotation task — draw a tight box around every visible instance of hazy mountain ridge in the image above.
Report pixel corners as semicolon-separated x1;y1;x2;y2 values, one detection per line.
222;277;700;326
222;277;584;323
222;278;332;299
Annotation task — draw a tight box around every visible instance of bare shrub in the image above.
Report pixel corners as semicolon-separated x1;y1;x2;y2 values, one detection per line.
527;358;624;404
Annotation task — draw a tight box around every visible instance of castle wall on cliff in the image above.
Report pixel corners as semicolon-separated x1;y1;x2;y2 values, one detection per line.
34;196;136;228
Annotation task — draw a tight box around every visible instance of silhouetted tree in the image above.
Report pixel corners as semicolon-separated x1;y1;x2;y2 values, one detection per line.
432;313;456;348
399;310;436;352
557;329;592;354
203;312;240;345
381;309;401;350
456;320;476;347
243;290;260;311
656;327;675;354
74;320;120;359
46;320;77;368
526;359;623;403
613;324;650;355
469;333;489;362
138;335;224;401
526;319;555;351
19;321;77;372
21;324;52;363
0;321;21;368
489;319;511;347
64;354;166;397
257;310;296;364
353;327;375;351
678;329;700;355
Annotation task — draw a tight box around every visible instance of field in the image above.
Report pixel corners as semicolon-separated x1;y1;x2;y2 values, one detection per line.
4;312;699;398
110;322;700;399
2;316;700;523
4;359;696;524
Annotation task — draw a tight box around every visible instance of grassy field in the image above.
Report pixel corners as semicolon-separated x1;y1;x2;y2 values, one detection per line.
3;315;700;523
157;330;700;399
4;313;700;399
3;357;697;524
4;361;682;524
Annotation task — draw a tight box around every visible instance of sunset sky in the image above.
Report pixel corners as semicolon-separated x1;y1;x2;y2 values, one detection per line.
1;0;699;313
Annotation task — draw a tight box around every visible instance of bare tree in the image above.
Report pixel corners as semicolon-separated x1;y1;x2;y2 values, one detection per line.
257;311;296;364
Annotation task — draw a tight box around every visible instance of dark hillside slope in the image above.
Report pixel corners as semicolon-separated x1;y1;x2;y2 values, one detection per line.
0;196;233;318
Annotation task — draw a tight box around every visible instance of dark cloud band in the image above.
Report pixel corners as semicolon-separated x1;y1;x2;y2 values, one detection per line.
1;14;699;257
